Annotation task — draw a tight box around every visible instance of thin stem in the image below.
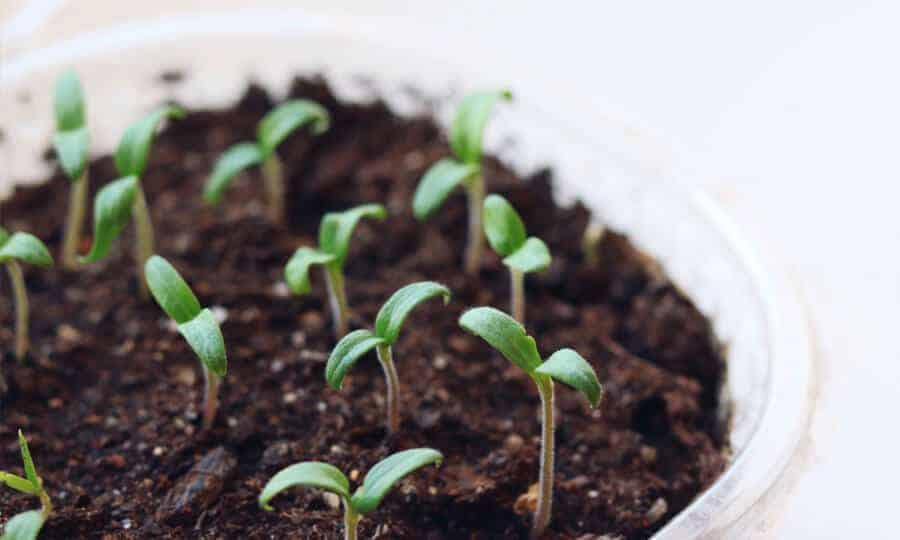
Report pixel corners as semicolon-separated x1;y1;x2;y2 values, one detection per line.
7;262;29;362
376;343;401;434
132;183;154;300
463;173;485;275
62;170;89;269
38;486;52;520
202;364;221;431
532;376;555;539
343;504;360;540
324;265;349;337
262;153;285;225
511;268;525;324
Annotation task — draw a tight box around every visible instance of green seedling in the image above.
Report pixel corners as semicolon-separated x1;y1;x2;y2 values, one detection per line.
52;70;91;270
326;282;450;433
145;255;227;430
483;194;552;324
0;431;52;539
260;448;443;540
581;223;605;269
204;100;330;224
459;307;601;539
413;90;512;275
81;105;184;298
0;228;53;367
285;204;386;337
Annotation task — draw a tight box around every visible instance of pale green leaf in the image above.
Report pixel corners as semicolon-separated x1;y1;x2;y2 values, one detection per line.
54;69;85;132
0;228;9;245
449;90;512;164
178;308;227;378
81;176;138;263
0;473;38;496
483;194;526;257
325;329;385;390
1;510;44;540
204;142;263;204
535;348;603;408
318;204;386;267
412;158;479;221
284;247;336;295
53;128;90;180
0;233;53;267
350;448;443;514
144;255;202;324
17;431;39;492
458;307;542;374
259;461;349;511
503;237;551;274
257;100;330;158
115;105;184;177
374;282;451;344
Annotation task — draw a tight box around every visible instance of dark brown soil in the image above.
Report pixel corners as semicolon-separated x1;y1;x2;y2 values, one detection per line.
0;78;728;539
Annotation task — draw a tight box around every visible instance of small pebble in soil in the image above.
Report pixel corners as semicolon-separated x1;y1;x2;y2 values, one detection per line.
645;497;669;525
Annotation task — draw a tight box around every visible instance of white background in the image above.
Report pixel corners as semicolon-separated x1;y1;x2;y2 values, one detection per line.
3;1;898;538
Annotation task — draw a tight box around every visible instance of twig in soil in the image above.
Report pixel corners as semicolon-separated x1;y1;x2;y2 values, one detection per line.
326;281;450;434
413;90;512;275
483;194;552;324
144;255;227;431
285;204;386;338
259;448;443;540
0;227;53;362
203;100;330;224
459;307;602;539
0;430;53;537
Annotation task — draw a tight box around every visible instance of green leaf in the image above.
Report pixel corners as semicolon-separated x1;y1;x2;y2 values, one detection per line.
0;473;38;496
325;329;385;390
535;349;603;408
203;142;264;204
114;105;184;177
144;255;202;324
412;158;479;221
0;233;53;267
257;100;330;158
54;69;85;131
178;308;227;378
81;176;138;263
483;194;526;257
449;90;512;164
318;204;387;267
1;510;44;540
0;228;9;245
259;461;350;511
458;307;542;374
350;448;443;514
374;282;451;345
17;431;39;493
284;247;336;295
503;237;551;274
53;127;90;180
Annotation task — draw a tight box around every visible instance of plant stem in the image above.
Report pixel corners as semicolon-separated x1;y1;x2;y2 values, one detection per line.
511;268;525;323
464;173;485;275
376;343;401;434
202;364;221;431
324;265;349;337
62;171;88;270
262;153;285;225
6;262;29;362
39;486;52;520
132;183;154;300
343;504;360;540
532;376;555;539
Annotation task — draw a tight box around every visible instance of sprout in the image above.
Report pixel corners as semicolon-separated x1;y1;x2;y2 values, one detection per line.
581;223;605;269
459;307;602;538
1;510;44;540
81;105;184;298
145;255;227;430
326;282;450;433
0;228;53;367
285;204;386;337
259;448;443;540
1;431;52;532
413;90;512;275
483;194;552;323
204;100;330;224
53;69;91;270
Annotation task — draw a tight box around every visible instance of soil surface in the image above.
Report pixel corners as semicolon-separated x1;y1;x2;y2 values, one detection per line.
0;78;728;539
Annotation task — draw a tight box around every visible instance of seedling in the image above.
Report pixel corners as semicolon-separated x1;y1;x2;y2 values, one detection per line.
459;307;602;539
81;105;184;298
259;448;443;540
413;90;512;275
203;100;330;224
285;204;386;337
326;281;450;433
53;70;91;269
483;194;552;323
0;228;53;365
1;431;52;533
145;255;227;430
